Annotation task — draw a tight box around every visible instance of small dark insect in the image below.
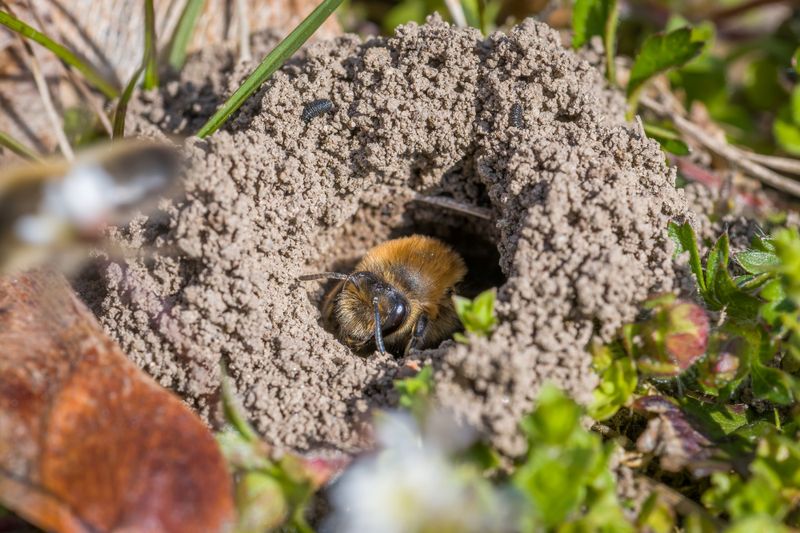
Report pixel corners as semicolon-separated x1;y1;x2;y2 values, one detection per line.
301;99;334;123
510;102;524;128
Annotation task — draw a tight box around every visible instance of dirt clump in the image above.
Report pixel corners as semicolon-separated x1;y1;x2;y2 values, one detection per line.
81;15;688;456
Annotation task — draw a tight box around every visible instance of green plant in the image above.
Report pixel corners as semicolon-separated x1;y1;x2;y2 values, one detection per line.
703;430;800;529
513;385;632;532
453;288;497;342
113;66;144;139
626;28;705;117
0;11;118;99
0;130;41;161
168;0;205;71
217;366;337;533
571;0;618;84
589;293;707;420
196;0;345;138
143;0;159;90
394;365;434;418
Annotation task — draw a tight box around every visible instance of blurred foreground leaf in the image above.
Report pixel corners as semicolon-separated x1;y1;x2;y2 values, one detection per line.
0;272;234;532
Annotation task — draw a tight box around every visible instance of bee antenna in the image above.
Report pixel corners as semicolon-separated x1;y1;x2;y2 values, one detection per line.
298;272;349;282
372;296;385;356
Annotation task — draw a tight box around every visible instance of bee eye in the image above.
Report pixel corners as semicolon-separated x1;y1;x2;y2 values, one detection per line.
382;291;407;334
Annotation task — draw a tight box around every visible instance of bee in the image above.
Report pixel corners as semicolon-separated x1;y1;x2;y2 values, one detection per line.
0;140;180;273
299;235;467;357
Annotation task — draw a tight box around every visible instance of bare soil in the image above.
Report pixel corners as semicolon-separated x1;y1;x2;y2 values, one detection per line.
77;15;688;456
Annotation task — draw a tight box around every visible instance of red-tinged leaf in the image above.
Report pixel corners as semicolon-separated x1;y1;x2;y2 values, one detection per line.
638;298;709;377
633;396;726;477
0;272;234;533
666;302;709;370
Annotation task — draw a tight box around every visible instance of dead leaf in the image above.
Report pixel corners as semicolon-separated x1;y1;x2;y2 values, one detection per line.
633;395;727;477
0;271;234;533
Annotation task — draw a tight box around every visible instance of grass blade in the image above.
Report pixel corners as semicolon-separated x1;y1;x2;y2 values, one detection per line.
168;0;205;71
0;10;118;99
113;66;144;139
0;130;41;161
196;0;344;138
143;0;159;89
603;0;618;85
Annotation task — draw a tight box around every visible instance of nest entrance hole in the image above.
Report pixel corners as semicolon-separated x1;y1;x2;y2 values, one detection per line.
308;197;506;322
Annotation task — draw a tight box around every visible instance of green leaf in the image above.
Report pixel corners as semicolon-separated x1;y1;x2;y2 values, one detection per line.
394;365;433;414
627;28;704;115
143;0;159;90
0;129;41;161
744;59;785;112
643;123;690;155
197;0;344;137
113;66;144;139
515;385;630;531
572;0;611;48
736;250;781;275
750;338;794;405
790;86;800;126
705;233;725;298
472;288;496;326
710;235;763;321
677;397;749;440
774;106;800;156
571;0;618;84
221;362;260;442
453;288;497;338
0;10;118;99
668;221;706;293
168;0;205;71
521;385;582;445
589;346;637;421
62;106;104;147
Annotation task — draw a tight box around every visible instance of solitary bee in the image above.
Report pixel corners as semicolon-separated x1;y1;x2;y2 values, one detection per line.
0;140;180;273
299;235;467;357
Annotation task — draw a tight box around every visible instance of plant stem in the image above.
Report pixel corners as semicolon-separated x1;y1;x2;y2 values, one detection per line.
604;0;619;85
168;0;205;71
196;0;344;138
143;0;159;89
113;66;144;139
0;130;41;161
0;10;118;99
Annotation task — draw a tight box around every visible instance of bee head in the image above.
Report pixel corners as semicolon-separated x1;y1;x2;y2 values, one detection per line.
335;271;408;355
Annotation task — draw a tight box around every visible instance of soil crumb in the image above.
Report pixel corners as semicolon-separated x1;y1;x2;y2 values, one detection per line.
81;15;687;456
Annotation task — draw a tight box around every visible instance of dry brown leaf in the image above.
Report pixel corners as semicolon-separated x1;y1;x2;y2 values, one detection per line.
0;271;234;533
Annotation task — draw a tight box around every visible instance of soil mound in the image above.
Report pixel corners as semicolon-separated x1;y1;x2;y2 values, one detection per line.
82;15;687;455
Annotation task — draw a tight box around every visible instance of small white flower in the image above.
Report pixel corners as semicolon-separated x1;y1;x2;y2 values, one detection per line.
327;411;512;533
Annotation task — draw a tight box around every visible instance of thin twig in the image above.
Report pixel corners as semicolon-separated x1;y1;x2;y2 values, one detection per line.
26;1;112;137
640;95;800;198
23;45;73;159
236;0;251;62
2;1;73;159
710;0;789;23
738;150;800;177
413;194;493;220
